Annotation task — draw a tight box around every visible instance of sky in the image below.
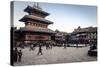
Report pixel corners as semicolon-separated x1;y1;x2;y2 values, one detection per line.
13;1;97;33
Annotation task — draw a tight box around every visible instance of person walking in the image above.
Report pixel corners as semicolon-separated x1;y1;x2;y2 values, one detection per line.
64;44;67;48
18;50;22;62
37;43;43;55
14;48;18;62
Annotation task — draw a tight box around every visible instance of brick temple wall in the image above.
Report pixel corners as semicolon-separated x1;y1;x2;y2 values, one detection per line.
25;34;51;41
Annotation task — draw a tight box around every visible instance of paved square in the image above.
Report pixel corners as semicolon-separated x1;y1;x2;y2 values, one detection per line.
14;46;97;66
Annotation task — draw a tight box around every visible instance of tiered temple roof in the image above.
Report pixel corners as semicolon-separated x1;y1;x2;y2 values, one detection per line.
19;3;55;33
16;27;55;34
19;15;53;24
24;5;49;16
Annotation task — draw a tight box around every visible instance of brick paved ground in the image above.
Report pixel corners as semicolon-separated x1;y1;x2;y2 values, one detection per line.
14;46;97;66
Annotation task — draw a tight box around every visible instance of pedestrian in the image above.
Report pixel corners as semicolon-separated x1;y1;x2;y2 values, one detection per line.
18;50;22;62
46;42;49;50
50;43;52;49
32;44;35;50
37;43;43;55
30;44;33;51
64;44;66;48
14;48;18;62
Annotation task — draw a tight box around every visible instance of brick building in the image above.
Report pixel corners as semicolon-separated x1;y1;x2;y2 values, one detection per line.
70;26;97;44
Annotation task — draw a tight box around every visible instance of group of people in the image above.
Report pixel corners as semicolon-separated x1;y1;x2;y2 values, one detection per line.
13;48;22;63
45;41;54;50
13;40;67;62
29;41;56;55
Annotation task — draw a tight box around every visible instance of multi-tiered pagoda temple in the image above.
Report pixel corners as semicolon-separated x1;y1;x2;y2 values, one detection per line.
15;3;55;44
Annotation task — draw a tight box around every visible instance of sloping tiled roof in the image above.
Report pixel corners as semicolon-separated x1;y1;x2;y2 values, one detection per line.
16;27;55;34
24;5;49;16
73;27;97;34
19;15;53;24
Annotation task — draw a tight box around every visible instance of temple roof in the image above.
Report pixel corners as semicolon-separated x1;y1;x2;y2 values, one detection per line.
19;15;53;24
16;27;55;34
24;5;49;16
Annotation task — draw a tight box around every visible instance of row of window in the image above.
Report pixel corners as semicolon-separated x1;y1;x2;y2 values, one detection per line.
71;33;97;39
27;22;47;28
88;33;97;39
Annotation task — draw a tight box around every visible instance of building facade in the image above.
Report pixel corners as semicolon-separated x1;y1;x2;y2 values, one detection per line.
54;30;68;46
70;26;97;44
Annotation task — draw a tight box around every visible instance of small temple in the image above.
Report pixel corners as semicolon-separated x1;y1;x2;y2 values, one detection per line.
15;3;55;44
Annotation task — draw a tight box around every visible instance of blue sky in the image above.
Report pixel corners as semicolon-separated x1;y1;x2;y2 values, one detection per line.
13;1;97;33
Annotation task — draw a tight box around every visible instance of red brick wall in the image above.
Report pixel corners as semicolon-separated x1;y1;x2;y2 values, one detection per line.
25;34;50;40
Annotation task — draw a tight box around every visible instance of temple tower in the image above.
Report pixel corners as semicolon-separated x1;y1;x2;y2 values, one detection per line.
16;3;55;44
